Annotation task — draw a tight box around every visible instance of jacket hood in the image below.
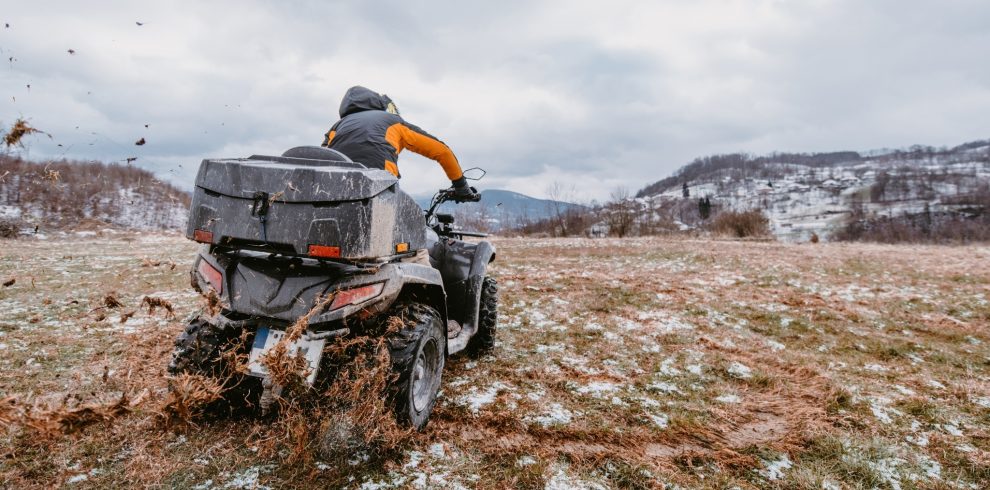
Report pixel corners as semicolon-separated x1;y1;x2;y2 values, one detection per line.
339;86;387;118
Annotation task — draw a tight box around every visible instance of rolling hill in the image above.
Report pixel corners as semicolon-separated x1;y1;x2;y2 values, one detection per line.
634;140;990;241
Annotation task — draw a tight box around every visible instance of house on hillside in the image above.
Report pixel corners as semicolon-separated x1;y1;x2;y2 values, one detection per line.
588;222;608;238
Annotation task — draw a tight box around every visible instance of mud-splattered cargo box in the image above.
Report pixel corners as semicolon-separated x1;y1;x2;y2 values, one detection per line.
185;150;427;260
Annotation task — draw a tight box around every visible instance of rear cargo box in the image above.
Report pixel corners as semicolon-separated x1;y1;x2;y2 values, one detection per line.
185;151;427;259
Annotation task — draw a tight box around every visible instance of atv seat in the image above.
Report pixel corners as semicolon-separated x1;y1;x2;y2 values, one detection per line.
280;146;362;167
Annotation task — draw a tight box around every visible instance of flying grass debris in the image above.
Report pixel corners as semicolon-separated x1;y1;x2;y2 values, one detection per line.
103;293;124;309
141;296;175;319
43;166;60;184
0;391;147;436
3;119;48;148
135;137;146;146
160;373;225;425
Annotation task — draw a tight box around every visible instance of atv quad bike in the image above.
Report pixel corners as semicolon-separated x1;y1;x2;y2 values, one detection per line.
169;146;497;429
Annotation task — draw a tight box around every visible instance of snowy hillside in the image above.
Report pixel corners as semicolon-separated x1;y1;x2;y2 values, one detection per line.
0;156;189;233
639;141;990;241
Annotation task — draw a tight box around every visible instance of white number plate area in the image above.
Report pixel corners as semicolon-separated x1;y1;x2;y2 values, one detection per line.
247;327;326;384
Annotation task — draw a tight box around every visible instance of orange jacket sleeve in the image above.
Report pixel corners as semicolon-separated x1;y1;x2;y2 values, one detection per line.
385;122;463;181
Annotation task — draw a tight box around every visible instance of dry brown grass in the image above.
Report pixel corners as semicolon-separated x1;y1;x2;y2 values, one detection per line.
2;119;46;148
0;234;987;487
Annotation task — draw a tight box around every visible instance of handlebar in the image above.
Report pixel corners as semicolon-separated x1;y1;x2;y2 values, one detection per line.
424;187;477;224
423;167;485;229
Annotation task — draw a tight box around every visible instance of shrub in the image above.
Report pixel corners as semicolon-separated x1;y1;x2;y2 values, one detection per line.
0;218;20;239
709;210;770;238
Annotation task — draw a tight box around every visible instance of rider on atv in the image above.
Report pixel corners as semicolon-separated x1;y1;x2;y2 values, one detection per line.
322;85;480;203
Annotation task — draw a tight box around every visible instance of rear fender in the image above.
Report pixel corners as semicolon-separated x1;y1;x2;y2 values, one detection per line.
395;281;449;341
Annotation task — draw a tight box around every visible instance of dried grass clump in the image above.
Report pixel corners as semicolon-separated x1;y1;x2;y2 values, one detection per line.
710;209;771;238
141;258;178;270
159;374;224;425
248;297;413;468
0;392;147;436
2;119;47;148
204;289;224;316
103;293;124;309
0;219;20;239
258;332;411;468
141;296;176;320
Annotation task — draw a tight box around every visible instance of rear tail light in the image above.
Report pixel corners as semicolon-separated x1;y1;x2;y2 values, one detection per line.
197;259;223;294
308;244;341;258
329;283;384;311
193;229;214;243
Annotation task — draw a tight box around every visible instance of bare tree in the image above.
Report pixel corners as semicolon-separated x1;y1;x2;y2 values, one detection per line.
605;186;635;238
546;181;575;237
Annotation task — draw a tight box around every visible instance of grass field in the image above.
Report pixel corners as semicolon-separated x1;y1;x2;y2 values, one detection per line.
0;233;988;488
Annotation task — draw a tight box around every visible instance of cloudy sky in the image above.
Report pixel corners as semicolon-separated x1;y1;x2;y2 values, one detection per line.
1;1;988;201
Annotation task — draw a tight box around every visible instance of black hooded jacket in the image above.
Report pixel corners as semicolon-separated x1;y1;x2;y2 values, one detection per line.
321;86;463;181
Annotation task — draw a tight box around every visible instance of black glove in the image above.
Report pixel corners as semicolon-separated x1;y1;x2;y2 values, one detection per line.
451;177;481;202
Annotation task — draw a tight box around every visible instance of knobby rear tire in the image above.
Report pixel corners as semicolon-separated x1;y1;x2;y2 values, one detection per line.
386;302;445;430
167;316;259;412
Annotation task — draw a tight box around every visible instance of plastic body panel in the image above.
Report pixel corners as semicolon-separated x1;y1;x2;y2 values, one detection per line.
186;152;426;259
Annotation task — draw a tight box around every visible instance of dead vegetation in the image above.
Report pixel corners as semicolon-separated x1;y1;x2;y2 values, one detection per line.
141;296;175;320
0;155;190;232
2;119;48;148
0;234;987;488
159;374;224;425
710;209;771;238
0;391;146;437
102;293;124;309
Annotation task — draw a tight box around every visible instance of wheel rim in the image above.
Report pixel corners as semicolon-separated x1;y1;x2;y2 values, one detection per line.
412;338;440;413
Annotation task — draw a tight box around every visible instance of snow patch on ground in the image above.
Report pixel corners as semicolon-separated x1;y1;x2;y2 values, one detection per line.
459;382;511;413
574;381;619;398
972;397;990;409
760;454;792;480
647;381;682;395
727;362;752;379
529;403;576;427
222;465;273;489
647;413;669;428
544;465;608;490
715;394;741;404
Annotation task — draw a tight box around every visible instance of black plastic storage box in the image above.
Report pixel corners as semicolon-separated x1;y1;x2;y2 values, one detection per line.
185;148;427;260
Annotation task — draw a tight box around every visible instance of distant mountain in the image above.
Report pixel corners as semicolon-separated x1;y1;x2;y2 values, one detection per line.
634;139;990;241
416;189;586;231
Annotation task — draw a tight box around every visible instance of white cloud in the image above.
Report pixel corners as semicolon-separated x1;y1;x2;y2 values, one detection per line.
1;0;988;200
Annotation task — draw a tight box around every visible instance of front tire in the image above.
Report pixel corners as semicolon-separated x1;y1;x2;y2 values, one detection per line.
465;276;498;357
386;303;445;430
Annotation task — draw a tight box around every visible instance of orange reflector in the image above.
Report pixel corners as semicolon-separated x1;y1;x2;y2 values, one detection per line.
308;244;341;258
396;242;409;253
329;283;385;311
197;259;223;294
193;229;213;243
